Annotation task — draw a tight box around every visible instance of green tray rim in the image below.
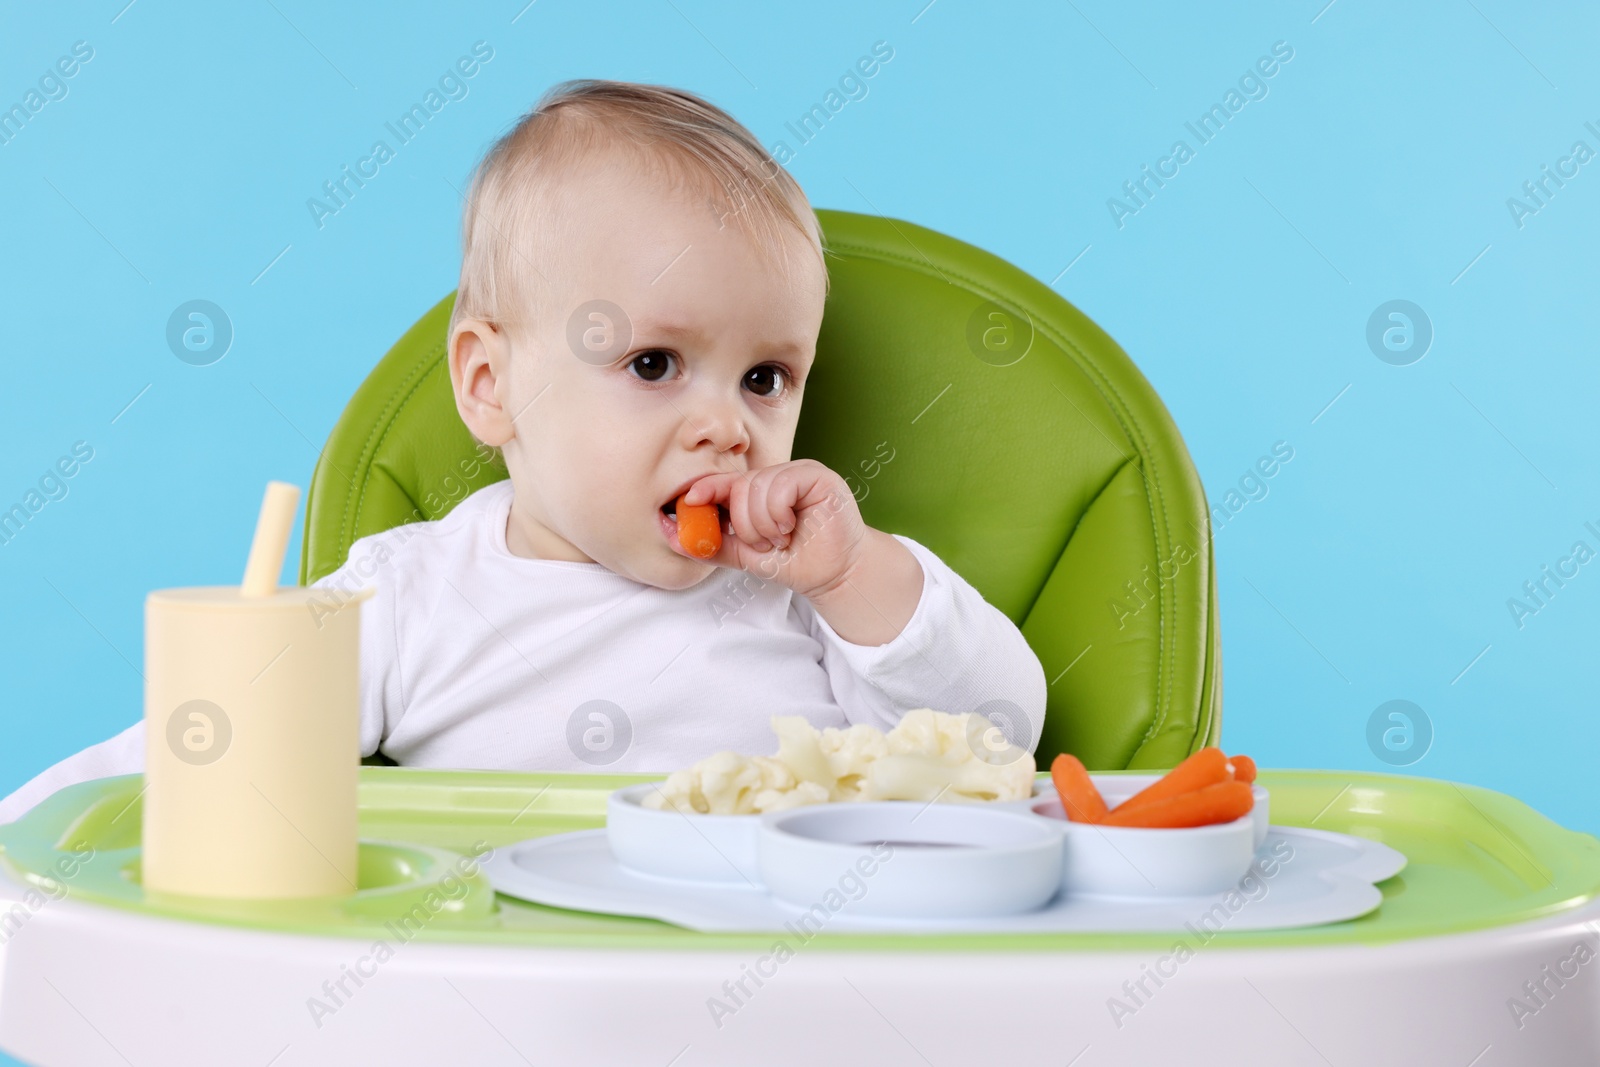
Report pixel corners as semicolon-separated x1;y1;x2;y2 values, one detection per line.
2;766;1595;954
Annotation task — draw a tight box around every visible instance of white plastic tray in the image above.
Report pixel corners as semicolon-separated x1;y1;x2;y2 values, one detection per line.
483;824;1406;933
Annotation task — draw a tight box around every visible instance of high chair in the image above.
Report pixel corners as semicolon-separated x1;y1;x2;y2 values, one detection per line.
0;210;1594;1065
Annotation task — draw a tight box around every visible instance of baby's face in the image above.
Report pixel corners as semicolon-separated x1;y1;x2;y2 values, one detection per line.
496;156;828;589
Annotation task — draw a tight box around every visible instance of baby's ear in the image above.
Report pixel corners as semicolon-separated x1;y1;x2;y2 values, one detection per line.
448;318;515;447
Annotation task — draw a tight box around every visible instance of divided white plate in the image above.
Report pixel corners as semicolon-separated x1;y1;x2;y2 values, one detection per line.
482;825;1407;934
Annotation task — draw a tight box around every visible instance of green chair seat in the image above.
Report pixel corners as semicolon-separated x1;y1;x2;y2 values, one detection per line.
302;209;1221;770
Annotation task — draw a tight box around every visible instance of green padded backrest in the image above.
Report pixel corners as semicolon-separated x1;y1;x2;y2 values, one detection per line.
301;209;1221;770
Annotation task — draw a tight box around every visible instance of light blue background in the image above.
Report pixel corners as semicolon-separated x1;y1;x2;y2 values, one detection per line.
1;2;1596;1056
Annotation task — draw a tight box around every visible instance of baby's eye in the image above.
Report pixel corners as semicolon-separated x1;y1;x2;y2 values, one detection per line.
627;349;678;383
743;364;788;399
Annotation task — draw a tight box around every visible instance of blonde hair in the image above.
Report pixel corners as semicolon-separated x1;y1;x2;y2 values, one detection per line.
450;79;828;342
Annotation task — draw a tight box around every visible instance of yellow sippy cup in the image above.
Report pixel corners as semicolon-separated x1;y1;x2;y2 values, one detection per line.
141;481;372;899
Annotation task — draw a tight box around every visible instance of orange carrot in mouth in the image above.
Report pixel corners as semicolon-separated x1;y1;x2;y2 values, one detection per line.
1113;747;1228;816
675;493;722;559
1101;780;1254;828
1228;754;1257;785
1050;753;1108;824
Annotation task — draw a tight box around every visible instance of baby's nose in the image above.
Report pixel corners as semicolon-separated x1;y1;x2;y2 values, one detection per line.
682;400;749;455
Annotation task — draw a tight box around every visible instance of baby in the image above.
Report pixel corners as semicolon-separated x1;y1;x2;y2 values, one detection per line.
0;80;1046;819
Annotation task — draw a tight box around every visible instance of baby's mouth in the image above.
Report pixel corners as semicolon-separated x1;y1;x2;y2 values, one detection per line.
659;498;728;527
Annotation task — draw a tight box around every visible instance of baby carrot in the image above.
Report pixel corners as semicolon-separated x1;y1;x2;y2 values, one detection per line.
1050;753;1108;824
1101;780;1254;829
1111;746;1228;815
1228;754;1257;785
675;494;722;559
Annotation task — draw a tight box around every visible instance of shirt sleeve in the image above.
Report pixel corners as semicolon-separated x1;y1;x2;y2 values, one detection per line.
309;530;408;760
792;533;1048;754
0;721;145;826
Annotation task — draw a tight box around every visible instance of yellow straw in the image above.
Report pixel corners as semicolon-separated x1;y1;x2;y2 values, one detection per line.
240;481;300;598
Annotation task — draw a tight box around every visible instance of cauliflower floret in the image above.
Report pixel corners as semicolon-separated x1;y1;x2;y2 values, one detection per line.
641;709;1034;814
751;779;831;812
642;751;799;814
818;723;891;800
859;750;1036;803
885;707;970;759
769;715;897;802
868;709;1035;802
771;716;839;798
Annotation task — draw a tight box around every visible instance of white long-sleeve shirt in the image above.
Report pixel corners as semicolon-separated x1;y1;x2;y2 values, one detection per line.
0;480;1046;822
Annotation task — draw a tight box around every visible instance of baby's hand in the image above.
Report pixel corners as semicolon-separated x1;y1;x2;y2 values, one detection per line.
677;460;867;600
